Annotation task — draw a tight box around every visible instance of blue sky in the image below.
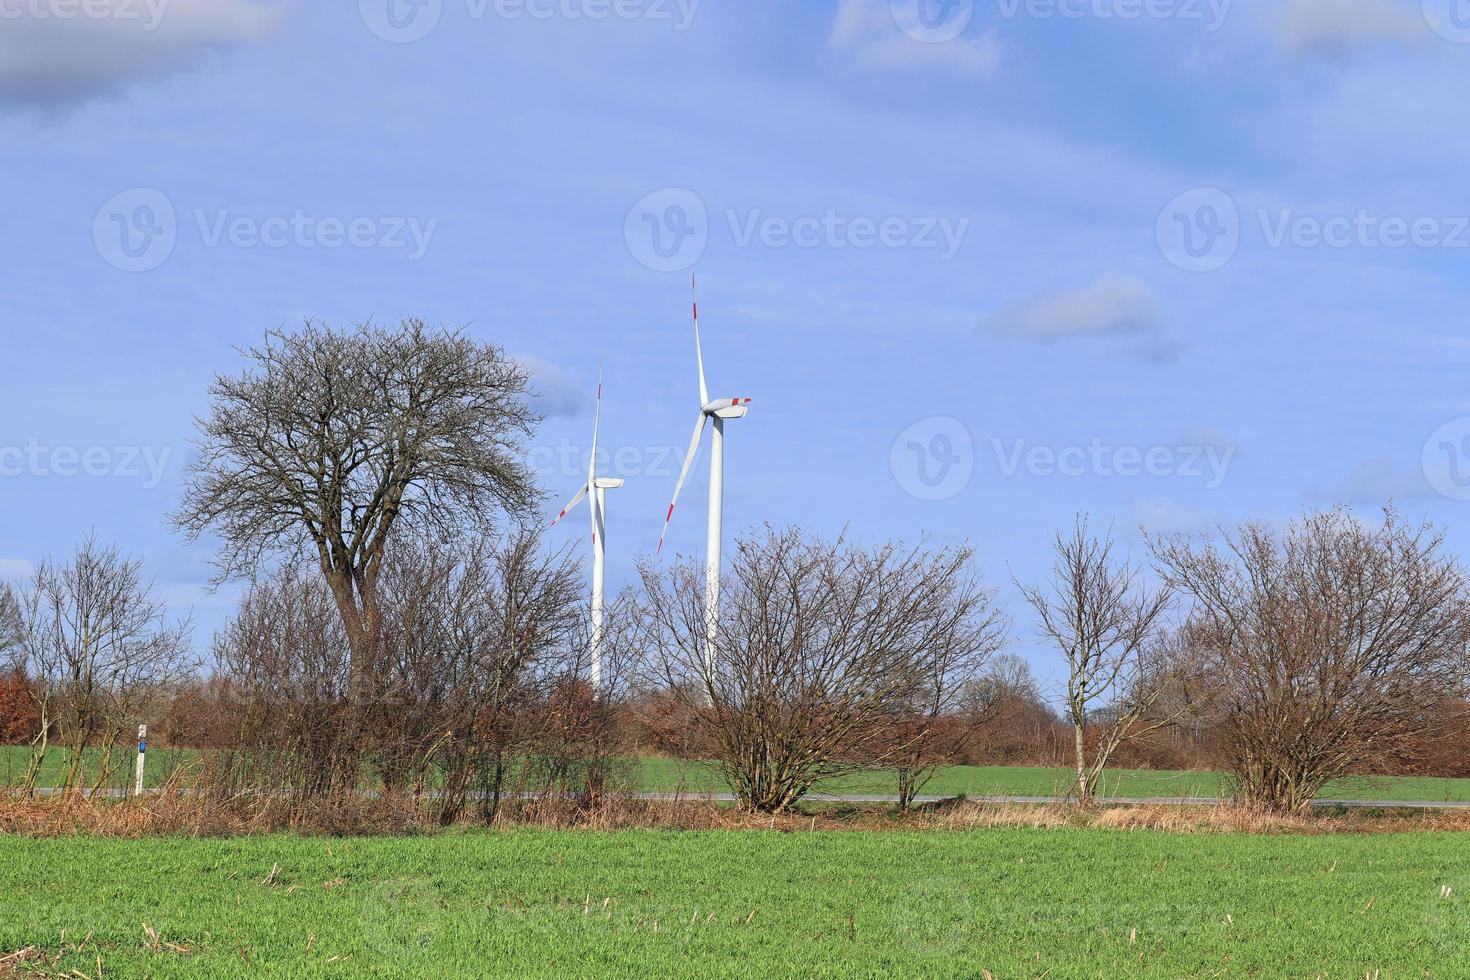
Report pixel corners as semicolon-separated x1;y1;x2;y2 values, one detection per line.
4;0;1470;692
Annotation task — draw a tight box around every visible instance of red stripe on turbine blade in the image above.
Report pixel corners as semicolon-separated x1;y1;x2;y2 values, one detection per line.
666;504;675;521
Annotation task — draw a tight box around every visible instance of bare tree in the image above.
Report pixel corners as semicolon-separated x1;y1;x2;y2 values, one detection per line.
1017;517;1175;806
0;584;20;656
11;536;195;795
1150;508;1470;813
638;526;1000;813
173;319;539;727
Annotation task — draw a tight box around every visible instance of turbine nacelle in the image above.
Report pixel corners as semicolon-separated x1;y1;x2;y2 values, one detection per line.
703;397;751;419
594;477;624;490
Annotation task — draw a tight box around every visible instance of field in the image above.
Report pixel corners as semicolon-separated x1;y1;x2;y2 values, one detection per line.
8;746;1470;803
633;758;1470;803
5;827;1470;976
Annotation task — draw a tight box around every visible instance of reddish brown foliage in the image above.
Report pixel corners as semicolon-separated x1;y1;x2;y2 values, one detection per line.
0;669;39;745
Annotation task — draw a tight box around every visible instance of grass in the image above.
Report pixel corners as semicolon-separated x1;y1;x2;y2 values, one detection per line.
633;757;1470;804
5;826;1470;976
7;744;1470;803
0;744;201;792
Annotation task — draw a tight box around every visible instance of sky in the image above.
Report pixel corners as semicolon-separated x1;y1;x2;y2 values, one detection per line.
3;0;1470;694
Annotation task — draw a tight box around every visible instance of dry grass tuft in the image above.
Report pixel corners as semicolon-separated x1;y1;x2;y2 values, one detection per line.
6;788;1470;838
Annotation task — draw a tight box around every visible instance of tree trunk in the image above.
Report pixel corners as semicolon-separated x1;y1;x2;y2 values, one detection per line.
1073;718;1092;806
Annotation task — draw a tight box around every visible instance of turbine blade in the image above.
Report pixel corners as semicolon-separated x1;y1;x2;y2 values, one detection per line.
692;274;709;407
657;413;709;555
550;483;589;528
589;361;603;483
591;485;605;548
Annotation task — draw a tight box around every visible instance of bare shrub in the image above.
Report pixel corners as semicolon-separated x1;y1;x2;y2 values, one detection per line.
1150;507;1470;813
8;536;195;795
212;528;615;822
213;566;357;801
637;526;1002;813
371;529;592;824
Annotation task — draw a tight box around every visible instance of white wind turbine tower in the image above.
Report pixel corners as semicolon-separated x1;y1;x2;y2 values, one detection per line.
550;366;623;693
657;277;753;681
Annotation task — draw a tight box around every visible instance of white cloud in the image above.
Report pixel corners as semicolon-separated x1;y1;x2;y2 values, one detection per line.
0;0;288;109
518;355;590;420
0;559;34;583
981;274;1178;360
1132;497;1221;536
1174;427;1240;457
829;0;1001;75
1324;457;1435;503
1270;0;1429;58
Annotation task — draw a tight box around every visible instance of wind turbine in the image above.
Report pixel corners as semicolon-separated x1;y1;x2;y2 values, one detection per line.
550;366;623;693
657;277;752;681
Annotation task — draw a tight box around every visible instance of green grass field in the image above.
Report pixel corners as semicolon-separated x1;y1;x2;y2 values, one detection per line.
6;828;1470;976
8;745;1470;803
632;757;1470;804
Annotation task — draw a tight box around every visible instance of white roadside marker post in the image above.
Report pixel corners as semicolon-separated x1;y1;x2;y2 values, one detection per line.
133;724;147;798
